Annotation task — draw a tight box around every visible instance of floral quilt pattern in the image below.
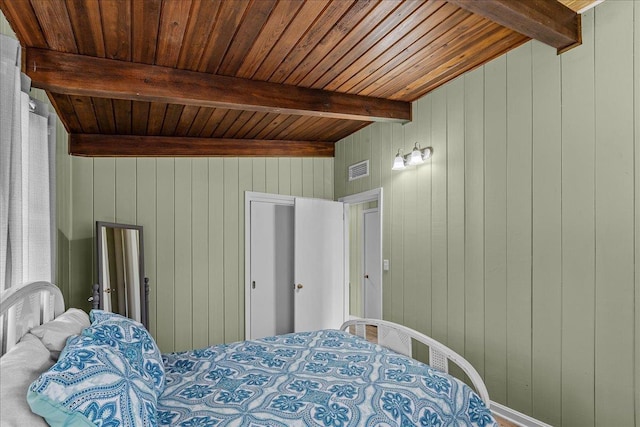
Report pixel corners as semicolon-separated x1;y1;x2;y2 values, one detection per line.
157;330;496;427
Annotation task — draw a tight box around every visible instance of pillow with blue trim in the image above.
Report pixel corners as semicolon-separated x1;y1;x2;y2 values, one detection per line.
27;334;158;426
81;310;165;394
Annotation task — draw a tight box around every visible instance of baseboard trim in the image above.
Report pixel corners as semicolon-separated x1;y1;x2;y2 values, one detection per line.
490;401;553;427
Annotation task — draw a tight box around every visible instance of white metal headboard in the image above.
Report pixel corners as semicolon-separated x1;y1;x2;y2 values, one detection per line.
0;281;65;356
341;318;491;405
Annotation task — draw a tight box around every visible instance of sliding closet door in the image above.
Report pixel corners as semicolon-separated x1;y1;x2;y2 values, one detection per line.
294;198;345;332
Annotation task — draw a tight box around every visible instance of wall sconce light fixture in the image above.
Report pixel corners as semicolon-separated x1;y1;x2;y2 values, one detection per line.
392;143;433;171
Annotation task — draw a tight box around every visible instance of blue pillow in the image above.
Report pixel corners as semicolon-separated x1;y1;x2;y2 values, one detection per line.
28;335;158;426
83;310;165;394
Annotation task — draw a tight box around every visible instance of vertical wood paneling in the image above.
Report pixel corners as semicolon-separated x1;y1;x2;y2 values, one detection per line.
323;159;333;200
531;40;562;425
115;159;136;224
390;123;405;325
265;158;278;194
380;125;393;322
136;159;157;338
63;154;333;351
70;157;93;310
279;158;291;196
482;55;508;403
360;127;372;193
463;68;484;378
223;159;239;343
560;9;596;426
345;135;356;196
416;95;432;343
290;158;303;197
593;2;635;424
505;45;533;414
353;134;361;194
93;159;115;222
252;158;266;193
237;158;252;339
208;158;225;345
369;123;381;190
155;158;175;351
402;108;419;335
430;88;447;344
174;159;192;351
635;2;640;422
313;158;324;198
302;158;314;197
334;140;346;199
446;78;465;364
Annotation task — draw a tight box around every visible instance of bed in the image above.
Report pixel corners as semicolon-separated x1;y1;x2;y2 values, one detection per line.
0;281;497;426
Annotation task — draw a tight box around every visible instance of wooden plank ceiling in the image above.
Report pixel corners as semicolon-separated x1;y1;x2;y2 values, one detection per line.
0;0;589;157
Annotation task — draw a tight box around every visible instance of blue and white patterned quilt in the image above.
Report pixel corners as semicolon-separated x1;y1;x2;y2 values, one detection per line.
157;330;496;427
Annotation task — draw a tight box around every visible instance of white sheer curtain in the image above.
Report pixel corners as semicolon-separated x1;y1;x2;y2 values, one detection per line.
0;34;57;292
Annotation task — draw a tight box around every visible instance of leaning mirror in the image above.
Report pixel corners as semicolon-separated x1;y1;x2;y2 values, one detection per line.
94;221;148;329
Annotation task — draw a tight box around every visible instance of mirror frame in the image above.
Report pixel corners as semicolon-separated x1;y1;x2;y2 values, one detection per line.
95;221;148;329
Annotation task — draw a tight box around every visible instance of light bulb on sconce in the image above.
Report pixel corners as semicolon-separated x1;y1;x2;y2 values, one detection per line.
391;143;433;171
407;143;424;166
392;149;406;171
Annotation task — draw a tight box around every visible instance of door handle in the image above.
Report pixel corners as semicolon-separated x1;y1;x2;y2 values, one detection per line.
296;284;303;289
252;281;256;289
364;274;369;279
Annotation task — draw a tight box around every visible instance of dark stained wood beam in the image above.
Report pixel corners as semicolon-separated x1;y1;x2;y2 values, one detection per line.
26;47;411;123
446;0;581;53
69;134;335;157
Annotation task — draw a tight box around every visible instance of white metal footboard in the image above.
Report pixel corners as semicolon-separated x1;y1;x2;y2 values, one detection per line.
341;318;490;405
0;281;65;356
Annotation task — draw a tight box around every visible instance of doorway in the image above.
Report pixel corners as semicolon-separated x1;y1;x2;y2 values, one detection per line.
363;208;381;319
245;192;346;340
339;188;383;320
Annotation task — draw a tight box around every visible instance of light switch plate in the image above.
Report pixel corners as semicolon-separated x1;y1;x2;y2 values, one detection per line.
383;259;389;271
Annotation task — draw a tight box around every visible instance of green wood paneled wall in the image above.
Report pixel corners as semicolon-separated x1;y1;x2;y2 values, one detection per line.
335;3;639;425
65;157;333;353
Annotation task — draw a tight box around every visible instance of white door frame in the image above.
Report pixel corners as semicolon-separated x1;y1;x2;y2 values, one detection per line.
338;188;383;320
245;192;295;339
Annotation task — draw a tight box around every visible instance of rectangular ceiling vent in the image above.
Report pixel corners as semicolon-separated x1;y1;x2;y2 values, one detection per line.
348;160;369;181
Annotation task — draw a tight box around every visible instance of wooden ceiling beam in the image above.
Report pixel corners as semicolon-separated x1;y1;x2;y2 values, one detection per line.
26;47;410;124
446;0;581;52
69;134;335;157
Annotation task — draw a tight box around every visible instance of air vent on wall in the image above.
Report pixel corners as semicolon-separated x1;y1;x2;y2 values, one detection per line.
348;160;369;181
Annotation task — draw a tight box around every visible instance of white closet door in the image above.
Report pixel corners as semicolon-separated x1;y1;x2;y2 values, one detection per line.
250;202;277;339
294;197;345;332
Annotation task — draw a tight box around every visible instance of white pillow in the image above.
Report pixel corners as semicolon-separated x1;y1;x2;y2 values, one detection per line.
0;334;52;426
29;308;90;360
